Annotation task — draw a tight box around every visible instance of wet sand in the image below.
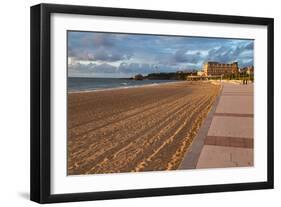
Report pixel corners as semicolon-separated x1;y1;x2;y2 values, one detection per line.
67;81;220;175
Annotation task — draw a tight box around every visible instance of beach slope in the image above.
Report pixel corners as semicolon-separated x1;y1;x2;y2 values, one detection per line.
67;81;220;175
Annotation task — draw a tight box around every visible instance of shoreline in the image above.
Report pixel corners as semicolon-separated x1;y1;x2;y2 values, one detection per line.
68;80;184;94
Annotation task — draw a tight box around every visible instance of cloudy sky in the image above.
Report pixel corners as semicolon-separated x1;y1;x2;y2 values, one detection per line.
68;31;254;78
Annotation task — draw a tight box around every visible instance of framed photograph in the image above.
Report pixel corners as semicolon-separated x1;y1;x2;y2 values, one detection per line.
30;3;274;203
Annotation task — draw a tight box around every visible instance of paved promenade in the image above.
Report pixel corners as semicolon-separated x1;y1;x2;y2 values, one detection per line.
180;82;253;169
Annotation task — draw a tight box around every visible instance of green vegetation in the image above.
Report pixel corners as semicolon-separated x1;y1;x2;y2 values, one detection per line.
145;72;197;80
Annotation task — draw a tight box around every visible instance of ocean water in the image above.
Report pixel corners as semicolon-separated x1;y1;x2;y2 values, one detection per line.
68;77;179;92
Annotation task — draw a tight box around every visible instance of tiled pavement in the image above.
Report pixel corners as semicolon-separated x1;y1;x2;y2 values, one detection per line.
179;83;253;169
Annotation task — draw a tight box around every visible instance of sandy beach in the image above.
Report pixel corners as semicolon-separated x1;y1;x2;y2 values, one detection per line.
67;81;220;175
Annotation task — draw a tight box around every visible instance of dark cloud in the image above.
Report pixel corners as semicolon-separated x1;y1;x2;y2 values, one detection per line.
206;42;254;67
68;32;133;62
173;49;203;64
93;49;124;62
207;46;234;63
244;42;254;50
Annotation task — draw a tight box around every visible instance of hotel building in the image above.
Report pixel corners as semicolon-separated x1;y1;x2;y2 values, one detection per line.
202;61;239;76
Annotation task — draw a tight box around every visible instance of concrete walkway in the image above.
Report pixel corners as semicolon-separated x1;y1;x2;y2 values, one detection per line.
180;82;253;169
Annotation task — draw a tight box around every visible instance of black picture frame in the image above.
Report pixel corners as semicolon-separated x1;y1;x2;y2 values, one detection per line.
30;3;274;204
